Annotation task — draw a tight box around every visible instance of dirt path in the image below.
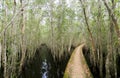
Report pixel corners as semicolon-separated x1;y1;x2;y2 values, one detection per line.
63;44;93;78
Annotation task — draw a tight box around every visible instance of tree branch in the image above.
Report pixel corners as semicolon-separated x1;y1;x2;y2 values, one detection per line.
79;0;96;60
102;0;120;41
0;4;27;36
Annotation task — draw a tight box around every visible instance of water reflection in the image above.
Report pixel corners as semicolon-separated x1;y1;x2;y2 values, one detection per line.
41;59;48;78
20;44;70;78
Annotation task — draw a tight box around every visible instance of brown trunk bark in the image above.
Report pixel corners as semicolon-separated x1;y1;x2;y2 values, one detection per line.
102;0;120;44
79;0;96;64
103;1;118;77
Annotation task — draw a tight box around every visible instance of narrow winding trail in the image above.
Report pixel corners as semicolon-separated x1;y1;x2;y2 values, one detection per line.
63;44;93;78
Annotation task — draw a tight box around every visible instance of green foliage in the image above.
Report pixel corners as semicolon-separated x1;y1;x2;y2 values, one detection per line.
35;0;49;4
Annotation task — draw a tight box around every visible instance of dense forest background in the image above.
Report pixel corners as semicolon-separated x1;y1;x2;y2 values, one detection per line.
0;0;120;78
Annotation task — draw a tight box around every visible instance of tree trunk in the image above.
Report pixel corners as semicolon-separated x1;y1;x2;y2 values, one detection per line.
3;32;7;78
2;1;8;77
10;0;17;76
19;0;26;74
97;0;103;77
0;42;1;69
102;0;120;44
103;1;118;77
50;0;55;56
79;0;96;64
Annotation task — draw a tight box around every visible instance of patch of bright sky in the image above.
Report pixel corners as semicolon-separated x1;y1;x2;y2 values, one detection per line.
54;0;71;7
66;0;71;7
54;0;59;4
41;18;46;26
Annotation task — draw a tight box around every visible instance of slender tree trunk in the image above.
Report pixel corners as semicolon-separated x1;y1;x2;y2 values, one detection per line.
50;0;55;56
3;32;7;78
57;0;65;58
113;48;117;78
0;42;1;69
10;0;17;76
12;0;17;56
19;0;26;74
102;0;120;44
105;53;111;78
80;0;96;64
97;0;103;77
2;0;8;77
68;38;73;53
103;1;118;77
106;17;113;78
111;1;117;77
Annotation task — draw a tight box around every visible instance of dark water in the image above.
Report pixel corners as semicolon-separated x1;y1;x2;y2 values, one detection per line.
1;44;120;78
19;44;120;78
20;44;73;78
41;59;48;78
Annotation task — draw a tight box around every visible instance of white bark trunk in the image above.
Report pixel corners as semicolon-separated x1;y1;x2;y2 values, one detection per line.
3;32;7;78
19;0;26;74
68;37;73;53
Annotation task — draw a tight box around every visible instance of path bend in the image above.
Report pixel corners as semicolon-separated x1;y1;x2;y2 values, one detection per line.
63;43;93;78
